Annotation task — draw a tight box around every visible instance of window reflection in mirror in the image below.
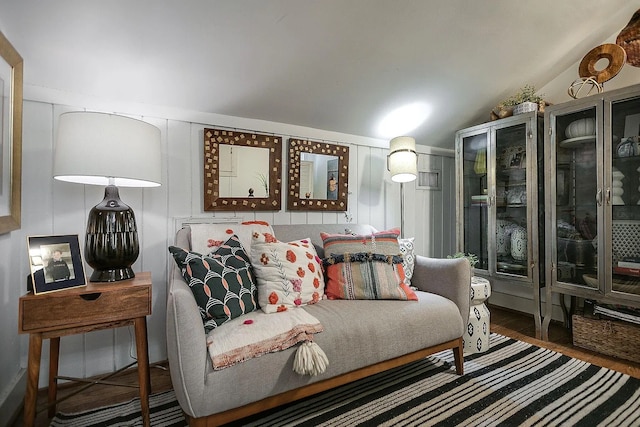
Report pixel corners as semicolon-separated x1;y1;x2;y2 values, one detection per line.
219;145;270;198
299;152;339;200
287;138;349;211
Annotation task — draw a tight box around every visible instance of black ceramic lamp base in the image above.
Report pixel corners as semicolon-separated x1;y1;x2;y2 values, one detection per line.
85;185;140;282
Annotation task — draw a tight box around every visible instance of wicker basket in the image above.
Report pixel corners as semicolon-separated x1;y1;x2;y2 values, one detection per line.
572;314;640;363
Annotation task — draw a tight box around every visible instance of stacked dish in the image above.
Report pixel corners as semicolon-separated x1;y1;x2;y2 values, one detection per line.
612;167;624;205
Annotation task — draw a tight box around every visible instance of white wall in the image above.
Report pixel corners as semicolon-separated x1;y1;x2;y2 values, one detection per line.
0;98;455;422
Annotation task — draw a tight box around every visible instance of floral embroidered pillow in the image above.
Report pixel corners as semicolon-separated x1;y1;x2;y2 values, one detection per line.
250;232;324;313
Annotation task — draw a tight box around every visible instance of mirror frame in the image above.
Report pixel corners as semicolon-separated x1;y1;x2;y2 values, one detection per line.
0;31;23;234
203;128;281;211
287;138;349;211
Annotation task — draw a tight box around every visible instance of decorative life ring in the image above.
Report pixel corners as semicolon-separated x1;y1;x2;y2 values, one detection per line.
578;43;627;83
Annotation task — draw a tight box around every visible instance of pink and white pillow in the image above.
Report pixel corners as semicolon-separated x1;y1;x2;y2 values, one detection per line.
189;221;274;255
250;232;325;313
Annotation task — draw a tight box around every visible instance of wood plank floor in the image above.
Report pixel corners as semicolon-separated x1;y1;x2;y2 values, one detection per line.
10;305;640;426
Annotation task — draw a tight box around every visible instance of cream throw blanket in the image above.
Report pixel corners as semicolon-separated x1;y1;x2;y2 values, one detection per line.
206;309;327;375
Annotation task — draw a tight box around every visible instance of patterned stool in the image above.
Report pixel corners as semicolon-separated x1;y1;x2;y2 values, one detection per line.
463;276;491;354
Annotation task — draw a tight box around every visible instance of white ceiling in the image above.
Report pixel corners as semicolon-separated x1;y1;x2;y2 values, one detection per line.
1;1;639;148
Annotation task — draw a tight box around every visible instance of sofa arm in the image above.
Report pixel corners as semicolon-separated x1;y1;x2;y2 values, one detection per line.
166;264;208;418
411;255;471;324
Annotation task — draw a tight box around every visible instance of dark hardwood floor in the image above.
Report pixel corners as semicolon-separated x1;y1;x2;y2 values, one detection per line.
10;306;640;426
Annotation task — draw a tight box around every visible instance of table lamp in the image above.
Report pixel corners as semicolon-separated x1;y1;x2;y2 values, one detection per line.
388;136;417;238
53;112;161;282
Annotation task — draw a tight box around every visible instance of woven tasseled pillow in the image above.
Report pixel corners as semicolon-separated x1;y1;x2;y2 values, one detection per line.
320;229;416;301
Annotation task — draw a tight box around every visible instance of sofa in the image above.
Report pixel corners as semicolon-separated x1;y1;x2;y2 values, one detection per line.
166;223;471;426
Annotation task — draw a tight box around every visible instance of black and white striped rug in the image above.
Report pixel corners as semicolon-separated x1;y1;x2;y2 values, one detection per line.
51;334;640;426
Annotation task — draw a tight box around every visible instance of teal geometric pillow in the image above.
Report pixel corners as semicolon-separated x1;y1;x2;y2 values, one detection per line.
169;235;258;332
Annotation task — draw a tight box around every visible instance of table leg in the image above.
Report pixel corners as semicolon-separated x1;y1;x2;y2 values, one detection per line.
48;337;60;418
134;317;151;427
24;333;43;427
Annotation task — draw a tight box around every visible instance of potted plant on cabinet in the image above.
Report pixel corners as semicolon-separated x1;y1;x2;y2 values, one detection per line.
491;84;546;120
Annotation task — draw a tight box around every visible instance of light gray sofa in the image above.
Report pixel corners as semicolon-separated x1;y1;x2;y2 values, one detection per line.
166;223;470;426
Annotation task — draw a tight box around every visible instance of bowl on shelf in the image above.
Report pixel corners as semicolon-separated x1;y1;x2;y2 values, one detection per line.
582;273;598;288
565;118;595;139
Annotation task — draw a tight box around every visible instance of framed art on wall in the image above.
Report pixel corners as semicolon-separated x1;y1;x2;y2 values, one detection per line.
0;30;23;234
27;234;86;294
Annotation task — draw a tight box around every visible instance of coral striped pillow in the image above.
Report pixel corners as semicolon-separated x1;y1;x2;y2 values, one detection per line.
321;229;417;301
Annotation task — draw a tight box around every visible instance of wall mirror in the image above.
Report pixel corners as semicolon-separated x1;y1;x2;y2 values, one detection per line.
204;128;281;211
287;138;349;211
0;31;23;234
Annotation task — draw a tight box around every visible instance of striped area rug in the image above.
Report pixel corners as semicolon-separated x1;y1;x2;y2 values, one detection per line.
49;389;185;427
51;334;640;426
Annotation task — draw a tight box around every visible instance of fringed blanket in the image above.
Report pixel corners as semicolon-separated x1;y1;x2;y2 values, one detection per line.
206;309;326;375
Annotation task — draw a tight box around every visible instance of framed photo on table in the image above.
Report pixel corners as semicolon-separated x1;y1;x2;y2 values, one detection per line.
27;234;86;294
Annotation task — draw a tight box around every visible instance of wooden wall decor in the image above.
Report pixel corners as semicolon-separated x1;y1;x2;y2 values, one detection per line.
287;138;349;211
203;128;281;211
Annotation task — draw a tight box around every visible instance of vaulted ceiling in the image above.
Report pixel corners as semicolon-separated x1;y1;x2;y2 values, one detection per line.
1;1;639;148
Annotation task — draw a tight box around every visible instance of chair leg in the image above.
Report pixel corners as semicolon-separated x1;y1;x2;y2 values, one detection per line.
453;339;464;375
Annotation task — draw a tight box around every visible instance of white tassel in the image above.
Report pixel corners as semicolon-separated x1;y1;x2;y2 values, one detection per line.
293;341;329;376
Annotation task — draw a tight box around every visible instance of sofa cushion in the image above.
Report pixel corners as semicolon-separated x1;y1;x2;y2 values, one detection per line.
190;221;274;255
399;237;416;287
321;229;416;300
250;232;324;313
169;235;258;331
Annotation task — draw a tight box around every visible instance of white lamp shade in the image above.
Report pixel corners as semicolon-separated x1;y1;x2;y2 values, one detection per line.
54;112;162;187
389;136;417;183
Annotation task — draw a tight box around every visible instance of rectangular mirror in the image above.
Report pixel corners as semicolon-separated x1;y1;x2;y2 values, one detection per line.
287;138;349;211
0;31;22;234
204;128;282;211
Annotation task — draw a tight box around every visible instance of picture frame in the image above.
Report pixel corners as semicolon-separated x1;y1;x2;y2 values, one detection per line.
203;128;282;211
0;30;23;234
287;138;349;211
624;113;640;138
27;234;86;294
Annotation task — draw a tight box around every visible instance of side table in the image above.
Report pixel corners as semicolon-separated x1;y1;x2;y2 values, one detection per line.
463;276;491;354
18;271;152;427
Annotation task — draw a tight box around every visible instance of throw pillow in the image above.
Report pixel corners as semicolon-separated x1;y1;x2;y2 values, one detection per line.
169;235;258;332
399;237;416;287
321;229;417;301
189;221;274;256
250;232;325;313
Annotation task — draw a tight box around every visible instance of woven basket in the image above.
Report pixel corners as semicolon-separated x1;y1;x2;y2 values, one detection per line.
572;314;640;363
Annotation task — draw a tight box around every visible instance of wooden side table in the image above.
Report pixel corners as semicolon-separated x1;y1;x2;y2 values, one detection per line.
18;272;152;427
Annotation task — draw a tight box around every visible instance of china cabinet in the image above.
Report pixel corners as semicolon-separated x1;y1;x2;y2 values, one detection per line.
455;112;545;336
542;84;640;340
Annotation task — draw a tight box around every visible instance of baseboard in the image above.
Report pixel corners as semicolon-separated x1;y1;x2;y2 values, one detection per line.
0;368;26;427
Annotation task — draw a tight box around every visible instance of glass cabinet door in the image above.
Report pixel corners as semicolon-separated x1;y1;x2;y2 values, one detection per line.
494;123;529;277
460;131;489;271
551;107;599;290
609;95;640;297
